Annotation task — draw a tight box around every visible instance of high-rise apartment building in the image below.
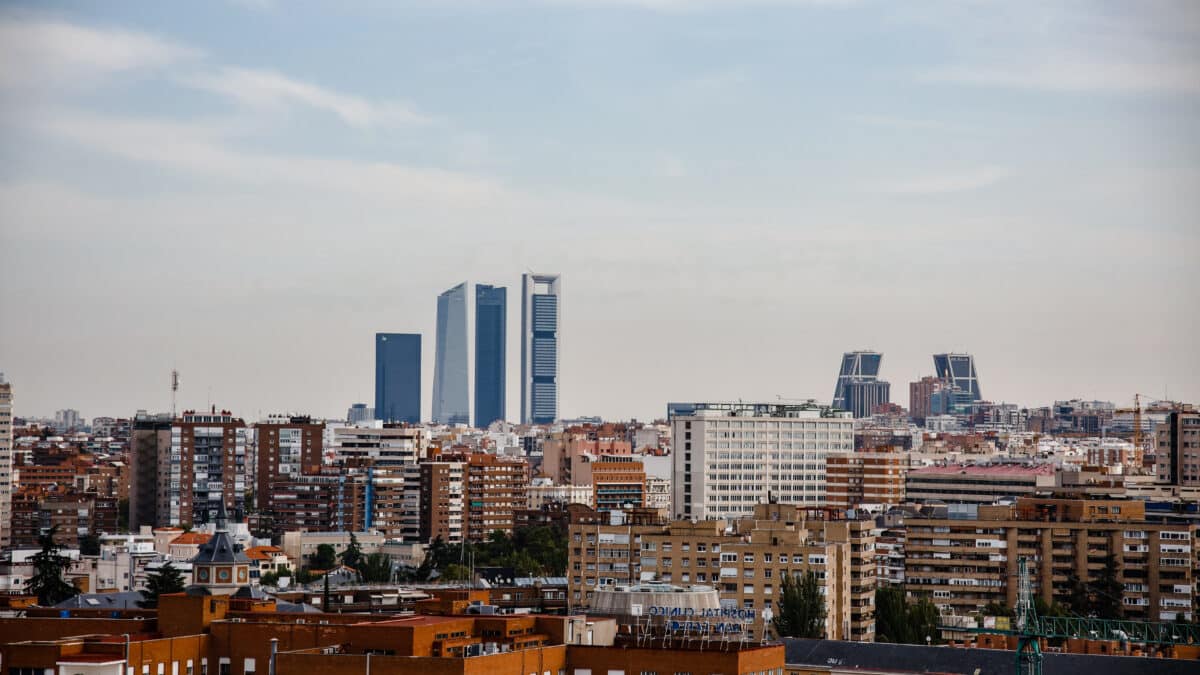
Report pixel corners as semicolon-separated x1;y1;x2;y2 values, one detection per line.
521;273;561;424
1156;407;1200;487
474;284;507;427
825;450;909;511
433;282;469;426
129;410;174;530
905;498;1196;622
567;503;877;641
831;351;882;411
255;415;325;515
419;460;465;543
908;375;944;424
166;409;248;527
375;333;421;424
0;374;12;547
669;401;854;520
933;352;982;402
464;453;528;541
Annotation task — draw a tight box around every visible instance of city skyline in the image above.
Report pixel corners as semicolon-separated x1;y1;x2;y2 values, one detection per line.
1;2;1197;420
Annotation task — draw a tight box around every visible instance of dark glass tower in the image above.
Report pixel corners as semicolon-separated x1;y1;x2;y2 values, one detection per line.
933;353;982;402
474;284;507;427
832;351;883;411
375;333;421;424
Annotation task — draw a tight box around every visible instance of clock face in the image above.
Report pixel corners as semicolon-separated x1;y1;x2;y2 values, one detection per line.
237;569;247;582
198;568;210;581
218;569;231;581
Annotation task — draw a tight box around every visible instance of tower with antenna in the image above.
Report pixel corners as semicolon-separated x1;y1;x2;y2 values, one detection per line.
171;369;180;417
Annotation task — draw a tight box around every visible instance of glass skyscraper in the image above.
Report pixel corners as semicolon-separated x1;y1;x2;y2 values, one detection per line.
933;353;982;402
474;284;506;427
375;333;420;424
832;351;883;411
521;273;560;425
433;282;470;426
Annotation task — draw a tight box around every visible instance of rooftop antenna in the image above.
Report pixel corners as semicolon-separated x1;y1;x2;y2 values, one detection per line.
171;369;180;417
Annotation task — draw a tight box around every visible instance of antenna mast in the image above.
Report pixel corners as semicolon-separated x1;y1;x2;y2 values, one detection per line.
171;369;180;417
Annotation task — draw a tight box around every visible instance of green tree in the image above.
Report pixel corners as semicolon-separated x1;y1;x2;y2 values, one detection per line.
359;553;393;583
340;533;363;569
29;526;79;606
981;601;1010;616
1065;573;1091;616
1092;557;1124;620
138;563;186;608
773;571;826;638
907;595;942;645
311;543;337;570
874;586;943;645
78;533;101;556
875;586;909;643
441;563;472;582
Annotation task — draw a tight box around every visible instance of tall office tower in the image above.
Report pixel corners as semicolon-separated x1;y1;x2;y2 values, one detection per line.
1156;408;1200;486
255;415;325;515
669;401;854;520
0;374;12;547
433;282;470;426
129;410;174;529
933;352;982;401
521;273;561;425
843;380;891;418
474;284;507;427
375;333;421;424
831;351;883;411
167;408;248;527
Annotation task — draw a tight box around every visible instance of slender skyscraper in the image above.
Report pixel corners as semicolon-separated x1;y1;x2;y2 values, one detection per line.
0;374;12;546
375;333;421;424
521;273;561;425
832;351;883;411
933;352;982;402
433;283;470;426
475;284;507;427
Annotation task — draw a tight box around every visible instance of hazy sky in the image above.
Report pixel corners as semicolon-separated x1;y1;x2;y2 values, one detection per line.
1;1;1198;422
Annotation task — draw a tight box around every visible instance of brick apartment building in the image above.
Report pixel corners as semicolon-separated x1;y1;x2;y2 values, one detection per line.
589;455;646;512
255;415;325;511
825;450;908;511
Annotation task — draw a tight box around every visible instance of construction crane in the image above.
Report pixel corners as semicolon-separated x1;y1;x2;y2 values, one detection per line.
943;557;1200;675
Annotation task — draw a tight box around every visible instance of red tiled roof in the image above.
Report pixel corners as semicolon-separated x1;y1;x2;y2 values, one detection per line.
170;532;213;545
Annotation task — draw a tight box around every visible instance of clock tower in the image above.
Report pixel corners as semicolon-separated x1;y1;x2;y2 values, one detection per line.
187;498;250;595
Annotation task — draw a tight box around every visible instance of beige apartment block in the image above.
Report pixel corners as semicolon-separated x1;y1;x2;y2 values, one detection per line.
568;504;876;641
905;497;1197;622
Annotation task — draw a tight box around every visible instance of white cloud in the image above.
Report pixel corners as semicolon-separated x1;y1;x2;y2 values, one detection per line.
876;166;1009;195
908;2;1200;96
185;66;431;128
542;0;855;9
27;109;504;204
917;58;1200;95
0;14;199;88
0;14;428;129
